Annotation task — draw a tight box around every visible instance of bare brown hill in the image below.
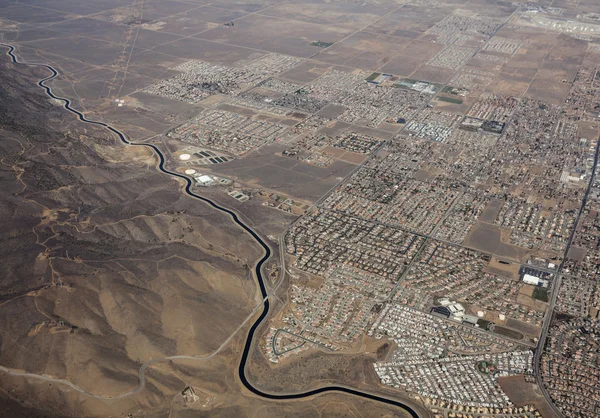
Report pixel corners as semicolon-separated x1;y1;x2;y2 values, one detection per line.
0;59;263;410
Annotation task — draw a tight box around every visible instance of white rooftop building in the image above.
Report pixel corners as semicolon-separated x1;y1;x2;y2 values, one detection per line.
522;274;548;287
195;174;214;186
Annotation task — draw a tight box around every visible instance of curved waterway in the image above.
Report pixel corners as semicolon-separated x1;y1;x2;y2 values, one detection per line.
1;43;420;417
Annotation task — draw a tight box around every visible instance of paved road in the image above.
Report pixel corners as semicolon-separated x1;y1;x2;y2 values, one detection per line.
532;126;600;418
0;43;424;417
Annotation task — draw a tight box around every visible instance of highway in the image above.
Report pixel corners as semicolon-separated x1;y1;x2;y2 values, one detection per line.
0;43;423;417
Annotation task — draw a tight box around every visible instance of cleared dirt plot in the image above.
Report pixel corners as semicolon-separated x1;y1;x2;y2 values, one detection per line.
321;145;346;158
567;245;587;262
524;36;588;105
535;63;581;86
153;37;265;65
466;52;505;73
410;64;456;84
552;0;579;9
96;94;200;138
17;36;131;67
79;65;140;87
181;5;248;24
464;222;526;261
92;0;201;24
258;1;395;29
578;121;600;143
196;13;353;58
517;286;548;310
317;103;346;119
280;59;333;83
487;72;533;97
49;75;112;104
485;256;520;279
312;43;365;66
60;62;135;86
495;29;555;59
209;144;356;202
139;16;212;37
0;27;68;44
0;4;73;24
47;18;186;52
56;69;159;104
579;0;600;10
506;317;542;338
525;77;571;105
140;6;248;35
318;120;352;136
15;0;129;15
338;150;367;164
0;0;15;10
112;48;186;79
498;375;558;418
465;0;518;19
206;0;282;13
116;27;184;51
378;39;444;76
315;31;411;69
345;38;412;71
504;40;556;71
543;35;586;63
497;60;539;80
365;3;452;37
46;17;132;44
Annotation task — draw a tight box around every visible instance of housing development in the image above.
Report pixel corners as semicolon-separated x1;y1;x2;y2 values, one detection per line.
0;0;599;417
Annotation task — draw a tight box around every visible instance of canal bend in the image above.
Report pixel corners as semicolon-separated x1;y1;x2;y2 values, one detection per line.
1;43;419;418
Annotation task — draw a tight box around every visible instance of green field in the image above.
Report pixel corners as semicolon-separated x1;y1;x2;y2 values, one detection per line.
366;72;381;81
532;287;549;302
310;41;333;48
438;96;463;104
